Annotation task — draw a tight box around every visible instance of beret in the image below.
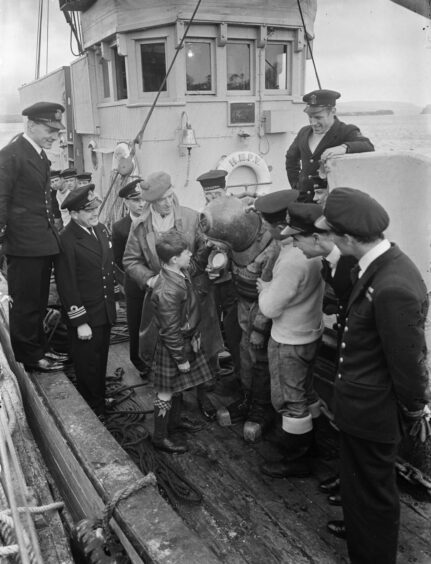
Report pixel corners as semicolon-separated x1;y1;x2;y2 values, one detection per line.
254;190;298;225
314;187;390;237
60;168;77;179
118;179;143;199
282;202;324;235
76;172;92;181
141;171;172;202
197;170;228;191
22;101;65;130
61;183;101;212
50;170;61;178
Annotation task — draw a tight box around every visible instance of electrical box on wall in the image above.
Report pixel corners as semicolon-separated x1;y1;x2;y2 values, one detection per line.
262;110;290;134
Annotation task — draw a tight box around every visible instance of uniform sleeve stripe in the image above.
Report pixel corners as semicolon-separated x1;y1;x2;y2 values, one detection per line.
67;306;87;319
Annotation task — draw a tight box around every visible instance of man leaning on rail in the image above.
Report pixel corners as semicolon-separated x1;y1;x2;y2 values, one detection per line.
285;89;374;202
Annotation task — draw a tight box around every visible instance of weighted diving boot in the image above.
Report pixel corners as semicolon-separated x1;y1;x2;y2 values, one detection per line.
152;399;188;454
168;393;204;433
217;389;251;426
261;415;314;478
243;400;275;443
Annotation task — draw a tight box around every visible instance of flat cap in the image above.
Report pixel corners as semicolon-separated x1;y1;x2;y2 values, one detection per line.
60;168;77;179
50;169;61;178
118;179;143;200
141;171;172;202
61;183;101;212
281;202;324;236
254;190;298;225
76;172;92;181
303;89;340;114
314;187;390;236
197;170;228;191
22;101;65;130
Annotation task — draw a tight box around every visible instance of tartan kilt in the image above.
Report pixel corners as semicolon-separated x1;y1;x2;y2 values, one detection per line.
152;339;213;393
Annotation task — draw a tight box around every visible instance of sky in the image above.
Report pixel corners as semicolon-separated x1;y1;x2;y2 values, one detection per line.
0;0;430;114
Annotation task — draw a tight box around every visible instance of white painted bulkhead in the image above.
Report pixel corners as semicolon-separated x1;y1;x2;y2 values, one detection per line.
68;0;317;211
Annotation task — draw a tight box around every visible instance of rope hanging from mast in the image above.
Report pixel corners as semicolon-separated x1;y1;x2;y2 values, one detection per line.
296;0;322;89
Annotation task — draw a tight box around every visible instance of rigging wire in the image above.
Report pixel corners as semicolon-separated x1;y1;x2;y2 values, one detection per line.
45;0;49;75
296;0;322;89
132;0;203;152
35;0;43;79
99;0;203;215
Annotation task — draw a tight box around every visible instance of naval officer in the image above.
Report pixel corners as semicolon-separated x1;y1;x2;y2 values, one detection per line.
112;179;148;379
315;188;430;563
56;184;119;417
0;101;65;372
285;89;374;202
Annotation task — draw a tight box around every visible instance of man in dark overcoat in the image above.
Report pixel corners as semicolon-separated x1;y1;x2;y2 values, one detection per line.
0;102;65;372
112;179;147;378
285;89;374;202
56;184;118;417
315;187;430;564
123;171;223;420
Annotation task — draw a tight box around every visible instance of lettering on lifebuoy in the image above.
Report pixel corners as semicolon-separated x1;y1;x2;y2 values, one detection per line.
217;151;271;186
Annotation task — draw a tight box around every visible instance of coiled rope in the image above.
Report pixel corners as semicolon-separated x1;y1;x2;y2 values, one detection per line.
104;370;203;506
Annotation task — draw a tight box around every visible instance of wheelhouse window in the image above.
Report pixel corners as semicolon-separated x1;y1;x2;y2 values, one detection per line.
140;43;167;92
265;44;292;92
227;43;251;91
113;46;128;100
186;42;213;92
100;57;110;99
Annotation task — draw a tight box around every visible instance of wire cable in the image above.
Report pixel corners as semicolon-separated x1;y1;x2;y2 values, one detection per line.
297;0;322;89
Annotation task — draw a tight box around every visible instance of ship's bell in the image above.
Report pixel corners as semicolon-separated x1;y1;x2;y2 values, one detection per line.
199;195;261;252
180;123;198;150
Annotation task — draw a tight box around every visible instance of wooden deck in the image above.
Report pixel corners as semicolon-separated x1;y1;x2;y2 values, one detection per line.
108;339;431;564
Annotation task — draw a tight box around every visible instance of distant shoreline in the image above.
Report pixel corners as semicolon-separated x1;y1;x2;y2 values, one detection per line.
338;110;394;116
0;115;22;124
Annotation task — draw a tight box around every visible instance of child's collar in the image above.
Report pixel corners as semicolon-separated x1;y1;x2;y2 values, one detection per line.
163;264;185;278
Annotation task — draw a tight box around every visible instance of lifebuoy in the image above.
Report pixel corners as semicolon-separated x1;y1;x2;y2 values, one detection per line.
217;151;271;186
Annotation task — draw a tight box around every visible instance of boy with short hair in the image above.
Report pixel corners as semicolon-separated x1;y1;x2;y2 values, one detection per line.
144;229;213;453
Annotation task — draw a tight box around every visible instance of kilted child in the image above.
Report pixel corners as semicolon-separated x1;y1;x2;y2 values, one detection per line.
150;230;213;453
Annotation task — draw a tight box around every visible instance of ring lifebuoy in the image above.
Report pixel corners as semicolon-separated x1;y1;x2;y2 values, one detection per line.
217;151;271;186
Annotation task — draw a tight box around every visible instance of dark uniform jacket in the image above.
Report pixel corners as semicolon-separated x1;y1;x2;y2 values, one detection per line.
285;118;374;202
112;214;143;298
56;220;117;328
0;134;60;255
322;254;357;330
334;244;430;444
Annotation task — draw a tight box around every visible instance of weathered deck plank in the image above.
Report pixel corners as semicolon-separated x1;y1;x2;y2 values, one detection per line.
109;339;431;564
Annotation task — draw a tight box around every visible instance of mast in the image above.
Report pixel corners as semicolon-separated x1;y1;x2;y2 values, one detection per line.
35;0;43;79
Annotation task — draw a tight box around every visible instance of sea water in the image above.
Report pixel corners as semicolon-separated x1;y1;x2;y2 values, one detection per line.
1;113;430;156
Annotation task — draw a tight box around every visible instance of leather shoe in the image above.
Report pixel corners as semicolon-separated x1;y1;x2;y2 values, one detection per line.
261;458;312;479
327;520;346;539
174;416;205;433
319;475;340;493
152;437;188;454
198;397;217;421
45;349;70;362
24;358;64;373
328;494;342;506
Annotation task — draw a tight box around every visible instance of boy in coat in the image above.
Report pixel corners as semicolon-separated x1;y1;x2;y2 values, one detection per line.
147;230;213;453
